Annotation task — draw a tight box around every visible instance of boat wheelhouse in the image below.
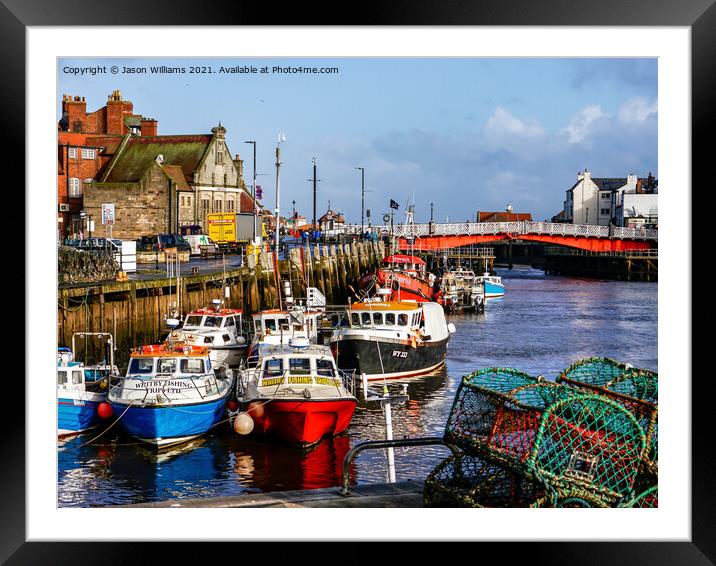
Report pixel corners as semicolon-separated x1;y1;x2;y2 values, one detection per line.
57;333;119;438
357;254;438;303
330;297;455;381
108;342;234;447
475;272;505;298
167;301;247;367
236;338;357;447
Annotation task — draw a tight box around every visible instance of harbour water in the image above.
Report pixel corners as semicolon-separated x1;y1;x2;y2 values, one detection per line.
57;266;657;507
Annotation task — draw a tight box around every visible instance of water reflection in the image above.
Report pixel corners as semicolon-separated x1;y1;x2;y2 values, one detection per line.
58;267;657;506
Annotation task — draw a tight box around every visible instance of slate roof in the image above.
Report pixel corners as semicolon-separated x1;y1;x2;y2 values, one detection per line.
477;211;532;222
101;135;212;182
161;165;192;191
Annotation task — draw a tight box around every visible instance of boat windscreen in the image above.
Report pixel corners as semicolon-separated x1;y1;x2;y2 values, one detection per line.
184;315;203;327
203;316;222;328
181;358;205;374
129;358;154;374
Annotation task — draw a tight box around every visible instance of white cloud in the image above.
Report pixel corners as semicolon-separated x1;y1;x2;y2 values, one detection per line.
561;105;607;144
617;97;658;124
485;107;544;139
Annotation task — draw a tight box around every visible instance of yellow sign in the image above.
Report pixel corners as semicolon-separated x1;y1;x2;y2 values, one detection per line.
288;376;313;384
315;377;340;386
260;378;282;387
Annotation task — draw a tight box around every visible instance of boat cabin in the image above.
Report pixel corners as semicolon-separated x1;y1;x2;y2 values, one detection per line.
251;309;321;340
348;301;423;330
382;254;427;275
181;307;243;333
127;344;214;378
252;341;344;388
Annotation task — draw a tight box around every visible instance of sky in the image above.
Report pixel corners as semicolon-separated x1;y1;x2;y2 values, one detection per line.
58;57;657;224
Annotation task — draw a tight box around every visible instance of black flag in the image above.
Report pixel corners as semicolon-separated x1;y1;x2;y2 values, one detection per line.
389;199;399;210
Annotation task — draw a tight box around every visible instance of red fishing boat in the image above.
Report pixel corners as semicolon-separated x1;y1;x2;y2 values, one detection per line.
234;338;357;447
357;254;439;303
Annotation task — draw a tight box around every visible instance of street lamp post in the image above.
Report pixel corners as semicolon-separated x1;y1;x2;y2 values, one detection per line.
355;166;365;235
308;157;320;230
244;140;257;243
275;134;285;254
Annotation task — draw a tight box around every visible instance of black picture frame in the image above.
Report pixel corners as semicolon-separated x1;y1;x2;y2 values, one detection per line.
6;0;709;563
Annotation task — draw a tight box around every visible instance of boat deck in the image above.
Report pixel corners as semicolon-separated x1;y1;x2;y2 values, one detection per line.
114;481;425;508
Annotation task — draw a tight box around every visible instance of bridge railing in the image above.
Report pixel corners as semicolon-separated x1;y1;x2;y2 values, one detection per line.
340;221;657;241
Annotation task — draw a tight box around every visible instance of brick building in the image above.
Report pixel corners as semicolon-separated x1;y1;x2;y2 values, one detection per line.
57;90;157;237
83;124;253;239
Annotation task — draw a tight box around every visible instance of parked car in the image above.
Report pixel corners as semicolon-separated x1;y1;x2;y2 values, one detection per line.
136;234;191;253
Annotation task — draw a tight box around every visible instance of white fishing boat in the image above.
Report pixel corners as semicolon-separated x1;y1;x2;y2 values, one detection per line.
108;340;235;447
57;333;119;438
475;272;505;298
165;300;247;367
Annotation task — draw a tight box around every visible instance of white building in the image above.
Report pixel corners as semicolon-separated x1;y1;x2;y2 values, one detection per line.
617;193;658;228
563;170;656;227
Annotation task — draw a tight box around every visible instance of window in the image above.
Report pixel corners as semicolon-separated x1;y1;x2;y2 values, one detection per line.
351;313;360;326
601;208;610;215
57;371;68;385
68;147;77;158
317;359;335;377
216;146;225;165
181;359;205;374
398;314;409;326
262;358;283;378
265;319;277;331
214;200;222;213
601;192;611;200
278;318;290;331
81;148;96;159
69;178;81;198
201;199;210;218
361;312;372;326
289;358;311;375
385;313;395;325
157;358;177;374
226;199;235;212
184;315;203;327
204;316;222;328
222;334;231;343
224;316;235;328
373;312;383;325
181;196;185;207
254;320;262;332
129;358;154;374
72;371;83;385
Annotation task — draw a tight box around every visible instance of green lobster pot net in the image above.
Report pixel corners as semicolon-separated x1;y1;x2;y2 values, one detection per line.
530;394;647;505
559;357;657;388
424;453;544;508
557;359;658;486
620;485;658;508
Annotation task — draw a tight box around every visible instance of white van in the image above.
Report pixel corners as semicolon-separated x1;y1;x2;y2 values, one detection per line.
186;234;220;256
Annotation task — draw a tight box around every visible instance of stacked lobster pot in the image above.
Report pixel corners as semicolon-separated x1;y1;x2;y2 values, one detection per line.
424;363;657;508
556;357;658;497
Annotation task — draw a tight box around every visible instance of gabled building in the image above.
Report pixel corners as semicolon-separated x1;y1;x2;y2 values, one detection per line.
476;211;532;222
82;124;252;239
57;90;158;237
318;209;345;231
562;169;655;226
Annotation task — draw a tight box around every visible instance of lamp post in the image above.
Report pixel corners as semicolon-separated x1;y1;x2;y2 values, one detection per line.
275;133;285;254
355;166;365;235
244;140;257;243
308;157;320;230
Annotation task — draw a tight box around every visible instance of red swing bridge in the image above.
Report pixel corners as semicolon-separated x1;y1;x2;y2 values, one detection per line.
378;221;658;253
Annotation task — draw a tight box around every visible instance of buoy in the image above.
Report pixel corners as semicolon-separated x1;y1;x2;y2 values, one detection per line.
228;400;238;412
97;402;113;419
233;412;254;435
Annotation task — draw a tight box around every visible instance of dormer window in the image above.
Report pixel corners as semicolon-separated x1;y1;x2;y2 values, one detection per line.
81;148;95;159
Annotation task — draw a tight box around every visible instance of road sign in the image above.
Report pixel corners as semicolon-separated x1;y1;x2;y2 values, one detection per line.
101;203;115;225
383;214;390;223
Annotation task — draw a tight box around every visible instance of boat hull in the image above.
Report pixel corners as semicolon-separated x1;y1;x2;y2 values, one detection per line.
484;281;505;297
209;345;247;367
110;395;229;447
334;336;449;380
57;396;104;437
246;398;357;447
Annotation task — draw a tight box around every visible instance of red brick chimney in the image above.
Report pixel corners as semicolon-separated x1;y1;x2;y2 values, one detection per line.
63;95;87;132
140;118;158;136
105;90;134;135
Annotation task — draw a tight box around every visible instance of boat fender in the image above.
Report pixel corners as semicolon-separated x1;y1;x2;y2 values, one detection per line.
215;366;227;380
303;388;312;399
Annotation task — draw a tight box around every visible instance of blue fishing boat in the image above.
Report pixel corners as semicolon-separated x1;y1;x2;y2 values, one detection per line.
476;272;505;298
108;340;235;447
57;333;118;438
